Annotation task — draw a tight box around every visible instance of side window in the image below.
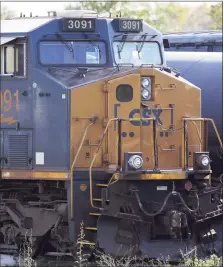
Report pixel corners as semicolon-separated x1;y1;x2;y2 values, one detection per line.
1;43;25;77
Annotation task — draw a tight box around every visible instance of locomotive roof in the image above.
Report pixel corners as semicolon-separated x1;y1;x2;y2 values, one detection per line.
1;18;56;34
163;30;222;44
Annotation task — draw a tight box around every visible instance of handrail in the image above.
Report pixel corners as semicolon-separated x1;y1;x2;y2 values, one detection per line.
183;117;222;170
70;121;95;218
89;117;156;209
183;118;222;149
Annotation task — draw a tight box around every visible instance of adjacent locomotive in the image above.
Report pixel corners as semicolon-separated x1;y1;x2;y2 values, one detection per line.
0;11;222;260
165;52;223;178
163;30;223;52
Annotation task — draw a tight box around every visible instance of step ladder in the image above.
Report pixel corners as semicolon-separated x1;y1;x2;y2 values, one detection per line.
85;184;108;235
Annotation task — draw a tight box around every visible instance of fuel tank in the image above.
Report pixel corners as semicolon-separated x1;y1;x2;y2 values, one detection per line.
165;51;222;176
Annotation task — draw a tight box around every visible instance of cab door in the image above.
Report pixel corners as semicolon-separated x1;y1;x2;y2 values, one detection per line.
106;73;141;167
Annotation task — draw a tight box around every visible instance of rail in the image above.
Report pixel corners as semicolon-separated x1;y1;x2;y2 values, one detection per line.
89;117;157;209
183;118;222;169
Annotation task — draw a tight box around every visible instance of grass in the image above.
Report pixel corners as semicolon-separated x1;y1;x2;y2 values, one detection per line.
15;223;222;267
18;230;37;267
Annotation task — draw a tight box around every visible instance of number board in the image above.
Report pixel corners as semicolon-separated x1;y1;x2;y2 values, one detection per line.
118;19;142;32
62;18;96;32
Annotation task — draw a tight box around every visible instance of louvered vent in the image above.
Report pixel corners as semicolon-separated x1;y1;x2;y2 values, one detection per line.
8;134;29;168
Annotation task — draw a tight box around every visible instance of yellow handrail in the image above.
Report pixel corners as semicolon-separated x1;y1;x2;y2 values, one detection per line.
70;122;94;218
89;117;156;209
183;118;222;149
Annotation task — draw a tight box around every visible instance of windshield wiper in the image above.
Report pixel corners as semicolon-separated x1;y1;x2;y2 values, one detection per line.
55;33;74;58
136;34;147;59
84;34;101;59
117;35;127;59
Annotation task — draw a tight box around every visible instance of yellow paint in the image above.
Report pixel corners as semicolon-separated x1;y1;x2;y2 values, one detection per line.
0;114;17;125
1;170;70;180
0;88;19;125
139;172;186;180
0;89;19;112
80;184;87;191
70;68;202;172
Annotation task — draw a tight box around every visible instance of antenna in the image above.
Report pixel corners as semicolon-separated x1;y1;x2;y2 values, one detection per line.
30;12;32;17
20;12;22;17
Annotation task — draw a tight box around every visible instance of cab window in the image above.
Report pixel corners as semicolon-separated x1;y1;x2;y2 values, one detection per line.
0;42;25;77
40;41;107;65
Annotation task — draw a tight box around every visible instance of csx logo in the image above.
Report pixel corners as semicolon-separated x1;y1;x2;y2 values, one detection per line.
114;104;163;127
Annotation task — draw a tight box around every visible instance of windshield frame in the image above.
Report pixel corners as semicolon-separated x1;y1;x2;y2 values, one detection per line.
38;39;108;67
112;40;163;66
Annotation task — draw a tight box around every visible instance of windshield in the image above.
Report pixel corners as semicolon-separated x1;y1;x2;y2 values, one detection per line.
40;41;106;65
113;41;162;65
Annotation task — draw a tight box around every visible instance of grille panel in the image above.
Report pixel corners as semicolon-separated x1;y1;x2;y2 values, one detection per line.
7;134;29;168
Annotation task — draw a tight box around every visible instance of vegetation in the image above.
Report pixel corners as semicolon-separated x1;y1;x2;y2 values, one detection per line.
5;223;220;267
64;1;223;32
210;3;223;30
0;6;15;19
1;2;222;31
18;230;37;267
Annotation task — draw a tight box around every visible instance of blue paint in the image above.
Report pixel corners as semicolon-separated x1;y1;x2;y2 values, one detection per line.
129;132;135;138
129;108;163;126
121;132;127;137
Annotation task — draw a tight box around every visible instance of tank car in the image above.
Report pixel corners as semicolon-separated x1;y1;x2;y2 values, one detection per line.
163;30;223;52
0;11;222;260
165;52;222;178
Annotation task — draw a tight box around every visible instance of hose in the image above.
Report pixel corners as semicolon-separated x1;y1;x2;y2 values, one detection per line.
133;190;200;217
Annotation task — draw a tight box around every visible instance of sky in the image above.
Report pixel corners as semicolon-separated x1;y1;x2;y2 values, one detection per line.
1;1;219;17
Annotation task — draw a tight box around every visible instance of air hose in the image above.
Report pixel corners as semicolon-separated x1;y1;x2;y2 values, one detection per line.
133;190;199;217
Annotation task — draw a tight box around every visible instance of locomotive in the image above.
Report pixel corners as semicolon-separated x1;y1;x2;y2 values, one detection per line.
0;11;222;260
165;52;223;178
163;30;223;52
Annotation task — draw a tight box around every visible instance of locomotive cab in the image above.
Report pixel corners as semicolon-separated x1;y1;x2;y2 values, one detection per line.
0;11;222;260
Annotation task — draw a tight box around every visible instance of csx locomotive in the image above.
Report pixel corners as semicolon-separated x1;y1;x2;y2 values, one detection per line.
0;11;222;260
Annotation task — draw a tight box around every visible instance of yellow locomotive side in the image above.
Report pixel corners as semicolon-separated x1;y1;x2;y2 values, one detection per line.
70;68;201;172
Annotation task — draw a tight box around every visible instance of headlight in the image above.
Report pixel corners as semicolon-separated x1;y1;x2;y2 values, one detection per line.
141;78;151;88
201;155;210;166
128;155;143;169
193;152;211;173
141;77;152;100
141;89;151;100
